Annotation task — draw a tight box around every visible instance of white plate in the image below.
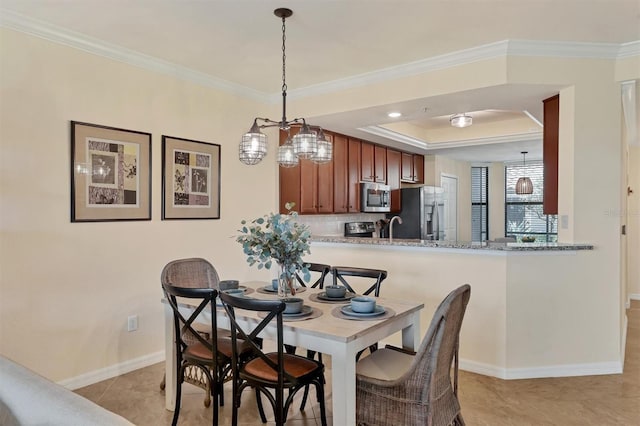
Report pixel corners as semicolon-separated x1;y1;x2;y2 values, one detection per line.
340;305;386;318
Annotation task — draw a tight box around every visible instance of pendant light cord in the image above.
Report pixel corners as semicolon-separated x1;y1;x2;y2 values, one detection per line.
280;14;287;127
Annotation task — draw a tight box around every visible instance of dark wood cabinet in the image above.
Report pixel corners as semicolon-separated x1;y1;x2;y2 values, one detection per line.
360;141;375;182
279;129;425;215
348;138;361;212
386;149;402;212
401;152;425;183
543;94;559;215
333;134;349;213
374;145;387;183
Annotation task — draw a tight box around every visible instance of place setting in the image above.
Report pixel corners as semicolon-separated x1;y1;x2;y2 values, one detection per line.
309;285;356;303
331;296;395;321
258;297;322;322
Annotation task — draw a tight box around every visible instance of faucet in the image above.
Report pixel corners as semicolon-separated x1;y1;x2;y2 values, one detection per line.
389;216;403;241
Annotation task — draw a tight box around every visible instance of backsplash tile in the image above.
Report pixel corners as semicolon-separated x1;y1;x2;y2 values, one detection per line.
295;213;385;236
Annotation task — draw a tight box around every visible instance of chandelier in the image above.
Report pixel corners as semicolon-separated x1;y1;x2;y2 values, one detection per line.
515;151;534;195
239;8;332;167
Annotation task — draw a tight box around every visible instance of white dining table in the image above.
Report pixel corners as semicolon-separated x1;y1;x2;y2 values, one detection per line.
162;281;423;426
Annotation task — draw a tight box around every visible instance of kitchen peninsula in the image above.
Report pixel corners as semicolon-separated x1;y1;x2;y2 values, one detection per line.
306;237;607;381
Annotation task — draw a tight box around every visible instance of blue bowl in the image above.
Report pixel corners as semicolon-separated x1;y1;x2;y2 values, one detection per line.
325;285;347;298
222;288;244;297
283;297;304;314
350;296;376;313
219;280;239;291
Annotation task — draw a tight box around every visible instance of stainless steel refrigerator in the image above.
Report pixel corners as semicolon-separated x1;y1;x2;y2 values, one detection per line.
387;186;445;240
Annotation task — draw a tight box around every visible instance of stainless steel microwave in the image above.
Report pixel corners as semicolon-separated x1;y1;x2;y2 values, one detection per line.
360;182;391;213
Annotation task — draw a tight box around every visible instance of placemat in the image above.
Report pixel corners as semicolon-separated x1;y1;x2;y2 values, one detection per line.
331;305;396;321
257;306;322;322
309;292;353;304
255;286;307;295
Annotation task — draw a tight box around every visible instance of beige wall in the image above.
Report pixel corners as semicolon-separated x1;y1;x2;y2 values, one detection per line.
629;145;640;297
1;26;637;384
0;29;280;382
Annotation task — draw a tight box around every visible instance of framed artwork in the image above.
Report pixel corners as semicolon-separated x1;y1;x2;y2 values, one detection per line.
70;121;152;222
161;135;221;220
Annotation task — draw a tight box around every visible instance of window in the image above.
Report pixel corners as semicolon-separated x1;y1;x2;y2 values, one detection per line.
471;167;488;242
505;162;557;242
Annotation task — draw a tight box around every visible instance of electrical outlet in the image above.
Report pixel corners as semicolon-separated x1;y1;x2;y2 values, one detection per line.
127;315;138;332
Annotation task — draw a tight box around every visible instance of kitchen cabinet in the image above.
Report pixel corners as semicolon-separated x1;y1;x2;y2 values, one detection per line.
543;94;559;215
401;152;425;183
374;145;387;183
360;141;386;183
300;135;334;214
386;148;402;212
279;129;333;214
333;134;349;213
348;138;361;212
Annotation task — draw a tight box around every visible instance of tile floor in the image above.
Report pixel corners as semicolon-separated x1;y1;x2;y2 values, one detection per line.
76;301;640;425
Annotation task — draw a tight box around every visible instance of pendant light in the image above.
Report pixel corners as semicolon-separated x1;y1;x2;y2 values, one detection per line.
239;8;331;167
515;151;534;195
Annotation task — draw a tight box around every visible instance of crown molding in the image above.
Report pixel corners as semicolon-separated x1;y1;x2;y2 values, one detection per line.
360;126;542;151
618;40;640;58
0;9;269;103
2;8;637;103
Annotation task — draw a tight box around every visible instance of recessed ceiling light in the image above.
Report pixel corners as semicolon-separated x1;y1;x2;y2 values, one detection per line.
387;112;402;118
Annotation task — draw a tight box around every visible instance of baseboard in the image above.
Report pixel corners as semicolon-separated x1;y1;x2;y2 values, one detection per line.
58;351;165;390
459;358;623;380
621;314;628;368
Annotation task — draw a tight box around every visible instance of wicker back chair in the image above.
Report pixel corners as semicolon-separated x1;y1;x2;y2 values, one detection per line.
159;258;222;408
355;284;471;426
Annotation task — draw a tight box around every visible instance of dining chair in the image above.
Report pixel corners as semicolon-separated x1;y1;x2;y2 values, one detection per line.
294;262;331;289
332;265;388;359
159;258;224;408
331;266;387;297
218;292;328;426
162;282;224;426
355;284;471;426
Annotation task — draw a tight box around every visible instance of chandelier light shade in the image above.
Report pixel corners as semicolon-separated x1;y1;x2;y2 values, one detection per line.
311;129;332;164
450;113;473;128
515;151;534;195
239;119;268;165
239;8;331;167
277;137;299;168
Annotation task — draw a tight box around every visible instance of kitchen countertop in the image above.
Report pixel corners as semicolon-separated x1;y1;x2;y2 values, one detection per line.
311;236;594;251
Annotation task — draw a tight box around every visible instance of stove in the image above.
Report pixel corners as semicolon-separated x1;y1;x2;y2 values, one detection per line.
344;221;375;238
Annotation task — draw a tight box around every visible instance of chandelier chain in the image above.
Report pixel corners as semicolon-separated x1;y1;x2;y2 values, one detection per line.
281;16;287;94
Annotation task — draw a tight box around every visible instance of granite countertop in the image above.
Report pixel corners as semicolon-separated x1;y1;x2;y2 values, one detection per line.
311;236;594;251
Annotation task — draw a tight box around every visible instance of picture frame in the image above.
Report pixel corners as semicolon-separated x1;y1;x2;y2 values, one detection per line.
70;121;152;222
161;135;221;220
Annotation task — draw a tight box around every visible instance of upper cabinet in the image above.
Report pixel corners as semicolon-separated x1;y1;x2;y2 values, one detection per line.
333;134;349;213
543;94;559;215
401;152;425;184
279;130;425;214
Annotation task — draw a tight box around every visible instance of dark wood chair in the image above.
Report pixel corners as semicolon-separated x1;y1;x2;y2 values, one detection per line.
219;292;328;426
294;262;331;289
355;284;471;426
332;266;387;297
332;265;388;359
162;282;225;426
159;258;223;408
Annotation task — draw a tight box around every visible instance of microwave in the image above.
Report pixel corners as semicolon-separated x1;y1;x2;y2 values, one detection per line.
360;182;391;213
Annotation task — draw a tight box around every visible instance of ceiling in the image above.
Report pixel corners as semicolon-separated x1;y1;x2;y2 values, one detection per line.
2;0;639;162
